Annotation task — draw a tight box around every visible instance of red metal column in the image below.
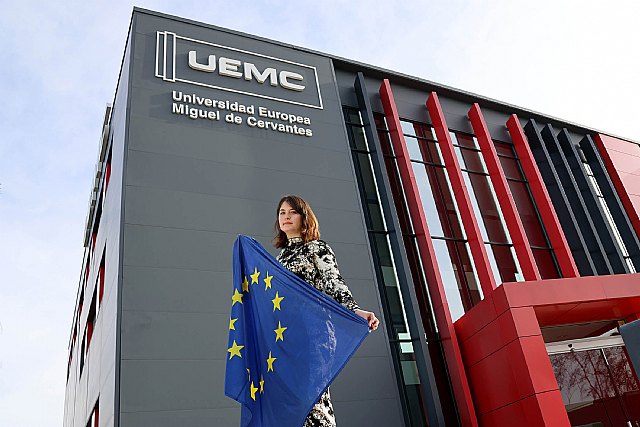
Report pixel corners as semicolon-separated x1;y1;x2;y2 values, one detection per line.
506;115;580;278
468;104;541;281
380;80;478;427
426;93;497;294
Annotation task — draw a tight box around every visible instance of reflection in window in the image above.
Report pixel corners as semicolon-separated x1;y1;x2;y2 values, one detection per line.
550;345;640;425
432;239;481;321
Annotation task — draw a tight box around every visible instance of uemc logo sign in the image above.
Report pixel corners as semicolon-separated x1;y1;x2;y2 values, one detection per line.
155;31;323;109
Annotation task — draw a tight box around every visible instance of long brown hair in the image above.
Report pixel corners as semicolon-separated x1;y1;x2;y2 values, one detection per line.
273;195;320;248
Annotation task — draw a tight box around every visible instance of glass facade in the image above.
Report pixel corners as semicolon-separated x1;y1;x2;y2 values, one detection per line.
550;341;640;425
393;119;484;321
345;101;637;425
377;115;564;321
344;107;458;426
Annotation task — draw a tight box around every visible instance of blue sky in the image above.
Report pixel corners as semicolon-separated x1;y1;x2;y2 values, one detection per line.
1;1;639;425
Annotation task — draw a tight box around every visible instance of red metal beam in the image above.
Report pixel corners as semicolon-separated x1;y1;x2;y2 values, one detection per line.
468;104;541;281
506;115;580;278
426;93;497;294
379;80;478;427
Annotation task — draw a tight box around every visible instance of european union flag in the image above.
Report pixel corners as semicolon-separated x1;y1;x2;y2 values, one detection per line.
225;235;370;427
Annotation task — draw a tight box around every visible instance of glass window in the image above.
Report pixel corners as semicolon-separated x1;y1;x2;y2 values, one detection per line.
385;156;414;234
400;120;417;137
367;202;385;232
355;152;377;200
374;114;387;130
421;140;443;165
499;156;524;180
508;180;549;248
381;270;408;336
377;128;395;157
428;166;465;240
432;239;482;320
343;108;361;124
464;172;510;244
404;136;423;161
347;125;368;151
486;243;522;283
412;163;444;237
452;133;478;149
493;140;516;157
348;109;455;426
415;124;436;141
550;345;640;426
532;248;560;279
373;233;393;266
458;147;486;173
431;240;466;321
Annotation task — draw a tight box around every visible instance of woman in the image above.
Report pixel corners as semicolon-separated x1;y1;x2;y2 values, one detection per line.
274;195;379;427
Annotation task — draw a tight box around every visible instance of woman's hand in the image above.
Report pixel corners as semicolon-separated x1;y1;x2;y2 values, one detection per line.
354;309;379;331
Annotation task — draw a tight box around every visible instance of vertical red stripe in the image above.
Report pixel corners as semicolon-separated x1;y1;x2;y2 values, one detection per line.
506;115;579;278
426;93;497;294
379;80;478;427
468;104;541;281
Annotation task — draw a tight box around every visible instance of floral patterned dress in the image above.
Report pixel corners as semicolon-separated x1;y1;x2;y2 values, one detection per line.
277;237;360;427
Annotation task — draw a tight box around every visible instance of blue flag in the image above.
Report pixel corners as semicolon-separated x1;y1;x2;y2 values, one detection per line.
225;235;370;427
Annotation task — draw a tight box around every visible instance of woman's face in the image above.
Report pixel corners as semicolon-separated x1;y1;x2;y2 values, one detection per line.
278;201;303;238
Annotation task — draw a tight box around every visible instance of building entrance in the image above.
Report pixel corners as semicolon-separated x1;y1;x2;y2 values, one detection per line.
546;335;640;426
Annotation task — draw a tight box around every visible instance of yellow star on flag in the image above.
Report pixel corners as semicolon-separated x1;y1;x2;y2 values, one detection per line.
250;267;260;284
264;272;273;290
229;317;238;330
241;276;249;292
274;321;287;342
272;291;284;311
266;351;276;372
260;375;265;393
250;381;259;401
227;340;244;360
231;289;243;306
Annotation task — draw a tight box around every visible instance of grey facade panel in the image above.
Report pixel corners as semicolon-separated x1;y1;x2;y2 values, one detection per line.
121;266;231;313
331;355;400;401
123;149;362;212
126;115;356;181
120;310;229;360
334;398;405;426
117;8;401;426
64;22;132;427
119;359;232;412
120;408;240;427
123;186;367;245
123;224;239;271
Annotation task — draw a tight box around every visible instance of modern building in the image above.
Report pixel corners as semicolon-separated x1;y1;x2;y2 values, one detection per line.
64;7;640;427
